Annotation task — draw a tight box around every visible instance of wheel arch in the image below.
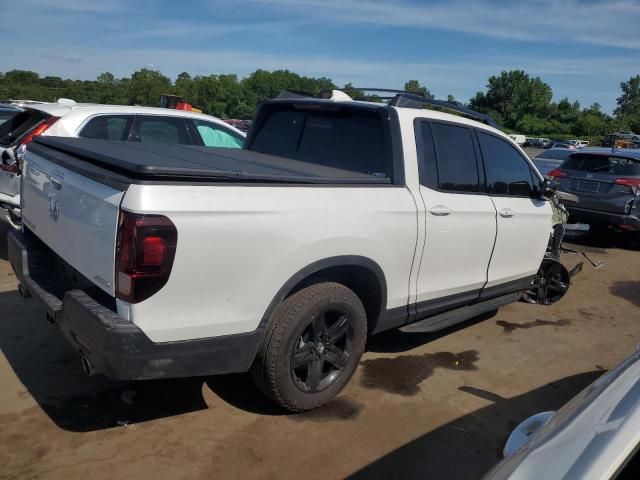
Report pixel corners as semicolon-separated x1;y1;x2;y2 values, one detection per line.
259;255;388;334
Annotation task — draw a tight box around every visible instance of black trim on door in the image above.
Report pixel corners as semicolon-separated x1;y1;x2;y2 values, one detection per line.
412;288;482;322
479;275;535;300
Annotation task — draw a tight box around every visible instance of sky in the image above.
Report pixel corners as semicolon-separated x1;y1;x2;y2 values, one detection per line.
1;0;639;113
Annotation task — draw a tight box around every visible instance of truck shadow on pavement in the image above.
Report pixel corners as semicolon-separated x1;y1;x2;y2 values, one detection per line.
0;289;214;431
366;310;499;354
348;370;604;480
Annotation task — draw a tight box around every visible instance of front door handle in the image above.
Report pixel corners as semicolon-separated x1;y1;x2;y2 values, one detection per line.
430;205;452;216
499;208;515;218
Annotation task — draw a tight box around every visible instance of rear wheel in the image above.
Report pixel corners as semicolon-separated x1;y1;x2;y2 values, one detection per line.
251;282;367;412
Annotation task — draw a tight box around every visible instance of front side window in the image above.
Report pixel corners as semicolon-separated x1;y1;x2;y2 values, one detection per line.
79;115;133;141
191;120;244;148
132;116;191;145
478;132;539;197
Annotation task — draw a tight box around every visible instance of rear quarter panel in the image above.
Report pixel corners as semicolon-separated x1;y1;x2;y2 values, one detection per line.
119;184;418;342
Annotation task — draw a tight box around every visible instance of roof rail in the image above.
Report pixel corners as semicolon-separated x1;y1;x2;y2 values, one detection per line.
276;90;316;99
390;93;498;128
341;87;428;101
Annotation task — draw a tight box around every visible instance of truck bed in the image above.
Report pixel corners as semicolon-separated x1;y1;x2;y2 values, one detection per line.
30;137;390;186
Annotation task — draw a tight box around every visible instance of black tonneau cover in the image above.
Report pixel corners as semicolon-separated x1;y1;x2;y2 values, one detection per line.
30;137;390;185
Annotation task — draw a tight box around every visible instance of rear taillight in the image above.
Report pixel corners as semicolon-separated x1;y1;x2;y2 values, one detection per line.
547;168;568;179
615;178;640;196
614;178;640;187
18;116;60;150
1;116;61;174
115;210;177;303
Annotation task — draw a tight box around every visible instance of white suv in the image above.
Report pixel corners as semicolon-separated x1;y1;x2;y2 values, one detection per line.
0;100;245;228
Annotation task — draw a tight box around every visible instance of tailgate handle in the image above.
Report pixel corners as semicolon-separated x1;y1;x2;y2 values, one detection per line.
430;205;452;216
499;208;515;218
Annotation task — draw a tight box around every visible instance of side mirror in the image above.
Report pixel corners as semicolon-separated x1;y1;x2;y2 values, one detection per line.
541;179;557;199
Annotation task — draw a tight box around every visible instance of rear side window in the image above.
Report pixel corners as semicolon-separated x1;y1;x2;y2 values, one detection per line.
132;116;192;145
428;122;480;192
478;132;539;197
563;154;640;175
0;109;49;147
79;115;133;141
190;120;244;148
250;107;392;179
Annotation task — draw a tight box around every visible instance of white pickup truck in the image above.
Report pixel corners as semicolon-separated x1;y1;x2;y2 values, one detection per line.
8;91;571;412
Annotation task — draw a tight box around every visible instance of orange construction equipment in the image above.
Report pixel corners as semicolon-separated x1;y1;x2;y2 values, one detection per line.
159;94;202;113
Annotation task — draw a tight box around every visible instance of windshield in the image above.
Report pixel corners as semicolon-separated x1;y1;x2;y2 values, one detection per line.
249;105;393;180
563;154;640;175
0;109;49;146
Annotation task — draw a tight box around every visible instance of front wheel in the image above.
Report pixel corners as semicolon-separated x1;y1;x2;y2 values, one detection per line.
250;282;367;412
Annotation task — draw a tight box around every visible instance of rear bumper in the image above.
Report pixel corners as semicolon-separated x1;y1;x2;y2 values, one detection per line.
8;230;262;380
566;205;640;230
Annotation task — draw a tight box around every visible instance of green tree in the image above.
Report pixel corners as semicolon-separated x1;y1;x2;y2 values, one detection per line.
174;72;193;97
404;80;432;98
615;75;640;117
342;83;366;100
128;68;172;106
470;70;553;130
242;69;335;103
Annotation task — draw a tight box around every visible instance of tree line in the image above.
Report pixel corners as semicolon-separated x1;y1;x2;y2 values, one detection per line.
1;68;639;139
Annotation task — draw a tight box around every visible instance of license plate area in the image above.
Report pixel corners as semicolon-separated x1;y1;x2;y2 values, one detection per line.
577;180;600;193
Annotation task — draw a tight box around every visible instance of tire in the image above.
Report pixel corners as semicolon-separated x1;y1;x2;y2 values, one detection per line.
250;282;367;412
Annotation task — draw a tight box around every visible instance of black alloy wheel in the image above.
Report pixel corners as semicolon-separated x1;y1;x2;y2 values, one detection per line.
290;309;353;393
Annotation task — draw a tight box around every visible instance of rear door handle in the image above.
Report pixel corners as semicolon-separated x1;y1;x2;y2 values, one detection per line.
430;205;452;216
499;208;515;218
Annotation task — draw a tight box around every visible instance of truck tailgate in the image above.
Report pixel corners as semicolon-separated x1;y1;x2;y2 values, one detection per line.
21;149;123;296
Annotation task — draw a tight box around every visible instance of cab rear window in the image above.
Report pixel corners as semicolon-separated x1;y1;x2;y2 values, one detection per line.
563;154;640;175
249;105;393;180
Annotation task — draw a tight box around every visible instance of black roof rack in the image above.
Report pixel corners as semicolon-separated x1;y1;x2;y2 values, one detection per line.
341;88;427;101
389;93;498;128
277;88;429;102
276;90;316;99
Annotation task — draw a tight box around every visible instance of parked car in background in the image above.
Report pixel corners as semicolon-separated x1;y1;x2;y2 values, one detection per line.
508;134;526;146
538;138;551;148
224;119;253;132
0;99;246;228
548;148;640;235
547;140;576;150
485;348;640;480
527;138;552;148
532;148;575;177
